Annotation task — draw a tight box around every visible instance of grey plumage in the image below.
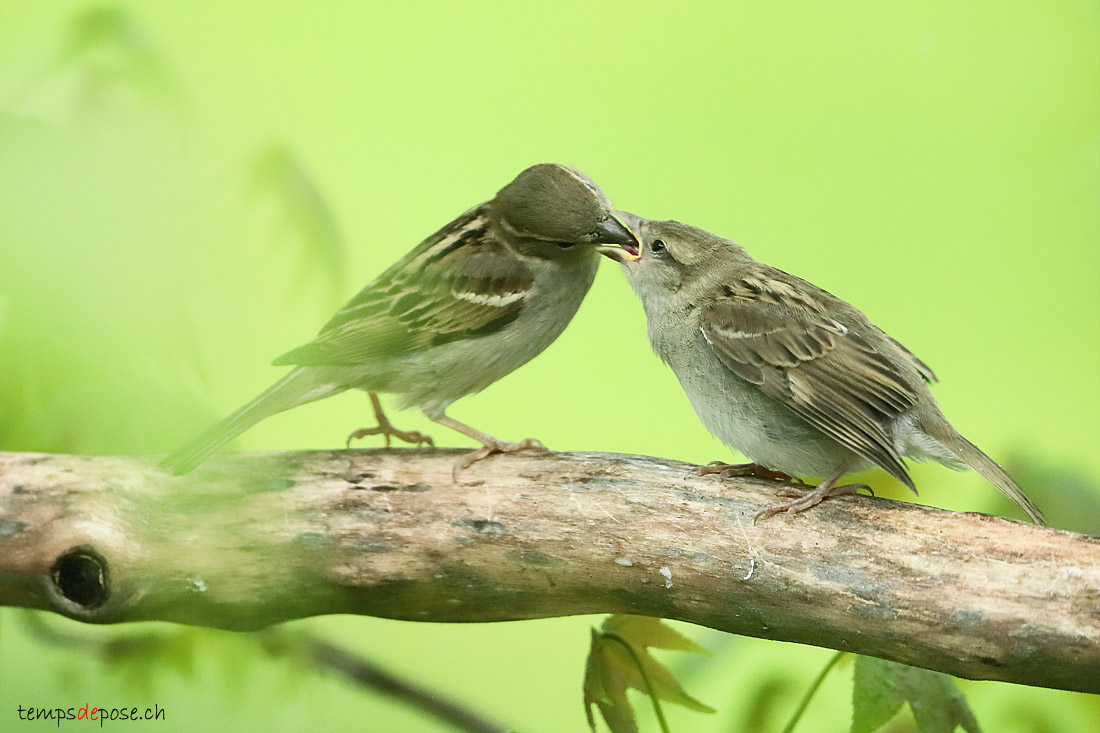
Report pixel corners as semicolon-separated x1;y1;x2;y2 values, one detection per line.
161;164;636;475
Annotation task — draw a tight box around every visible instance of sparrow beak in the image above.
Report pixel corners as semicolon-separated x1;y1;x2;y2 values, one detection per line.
595;212;641;263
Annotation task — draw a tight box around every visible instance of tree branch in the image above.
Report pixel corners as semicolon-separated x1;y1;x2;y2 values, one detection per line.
2;449;1097;693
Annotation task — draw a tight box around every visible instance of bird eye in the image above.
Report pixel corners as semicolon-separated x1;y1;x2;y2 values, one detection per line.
557;241;574;248
651;239;667;253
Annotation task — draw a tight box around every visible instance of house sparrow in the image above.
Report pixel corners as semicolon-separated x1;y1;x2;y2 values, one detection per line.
598;213;1044;524
160;163;637;475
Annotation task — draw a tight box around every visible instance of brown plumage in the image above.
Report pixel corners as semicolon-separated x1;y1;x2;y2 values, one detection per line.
603;213;1043;524
160;164;638;475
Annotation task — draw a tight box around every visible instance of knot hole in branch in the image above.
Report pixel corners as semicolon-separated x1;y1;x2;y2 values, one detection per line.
51;546;109;609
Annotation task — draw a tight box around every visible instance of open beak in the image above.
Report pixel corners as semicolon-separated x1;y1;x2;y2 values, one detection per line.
595;212;641;263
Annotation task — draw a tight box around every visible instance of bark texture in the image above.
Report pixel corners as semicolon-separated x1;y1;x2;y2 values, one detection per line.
1;448;1097;693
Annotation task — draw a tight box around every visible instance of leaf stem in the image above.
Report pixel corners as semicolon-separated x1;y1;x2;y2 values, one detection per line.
602;633;671;733
779;651;845;733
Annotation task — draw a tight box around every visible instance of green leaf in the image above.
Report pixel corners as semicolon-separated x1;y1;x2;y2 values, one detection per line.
852;656;981;733
53;7;187;118
583;615;714;733
247;143;346;296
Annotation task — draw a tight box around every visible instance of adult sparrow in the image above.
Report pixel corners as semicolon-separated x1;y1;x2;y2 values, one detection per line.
161;164;637;475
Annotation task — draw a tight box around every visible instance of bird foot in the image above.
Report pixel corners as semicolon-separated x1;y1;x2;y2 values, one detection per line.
346;423;435;449
753;482;870;524
453;438;547;479
697;461;805;484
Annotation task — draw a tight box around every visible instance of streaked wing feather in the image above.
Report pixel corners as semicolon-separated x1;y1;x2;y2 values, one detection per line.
700;283;921;487
274;205;535;366
880;329;938;383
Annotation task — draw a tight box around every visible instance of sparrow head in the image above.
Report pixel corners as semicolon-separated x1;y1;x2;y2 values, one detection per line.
492;164;638;254
601;212;746;293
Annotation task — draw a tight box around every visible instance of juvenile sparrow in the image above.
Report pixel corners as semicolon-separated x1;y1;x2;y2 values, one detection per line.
161;164;637;475
599;213;1044;524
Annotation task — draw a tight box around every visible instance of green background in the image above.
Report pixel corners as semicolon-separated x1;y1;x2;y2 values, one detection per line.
1;1;1097;731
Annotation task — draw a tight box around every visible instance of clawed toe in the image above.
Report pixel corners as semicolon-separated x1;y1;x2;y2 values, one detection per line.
396;429;434;447
515;438;547;453
452;438;548;480
348;393;435;449
346;425;435;449
753;482;871;524
831;483;870;497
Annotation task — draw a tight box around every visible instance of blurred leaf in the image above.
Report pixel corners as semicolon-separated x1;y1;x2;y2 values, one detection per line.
584;615;714;733
19;612;197;695
54;5;187;120
852;656;980;733
58;7;139;62
738;676;797;732
248;143;347;296
102;629;202;695
19;612;303;701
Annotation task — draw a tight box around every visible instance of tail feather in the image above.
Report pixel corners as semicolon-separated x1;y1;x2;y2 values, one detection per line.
160;368;339;475
930;426;1045;525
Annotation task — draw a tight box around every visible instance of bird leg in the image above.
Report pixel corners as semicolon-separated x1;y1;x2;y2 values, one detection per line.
429;414;547;479
753;466;869;524
698;461;805;484
346;393;435;449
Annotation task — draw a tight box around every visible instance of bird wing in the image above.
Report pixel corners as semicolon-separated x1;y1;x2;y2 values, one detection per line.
273;204;536;366
698;274;925;488
880;328;938;383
